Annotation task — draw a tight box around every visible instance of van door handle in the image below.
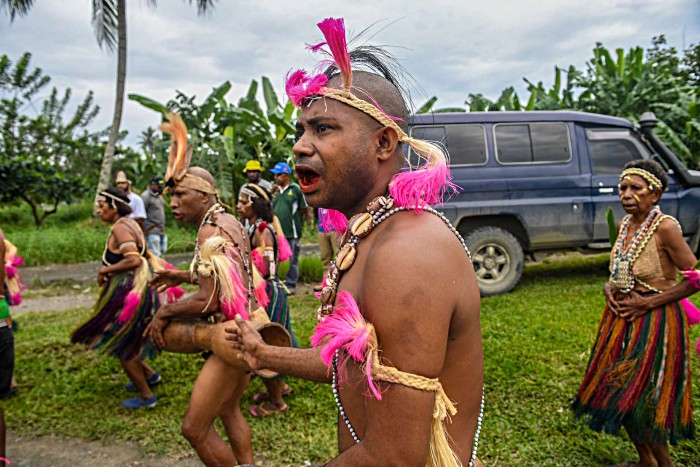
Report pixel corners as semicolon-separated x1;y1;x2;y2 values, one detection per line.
599;187;614;194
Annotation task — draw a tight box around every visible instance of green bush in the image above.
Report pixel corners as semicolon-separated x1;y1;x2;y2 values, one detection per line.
277;256;324;284
1;200;197;266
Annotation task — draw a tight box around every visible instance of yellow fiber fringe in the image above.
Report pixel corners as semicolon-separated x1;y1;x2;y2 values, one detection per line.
366;327;462;466
197;236;239;309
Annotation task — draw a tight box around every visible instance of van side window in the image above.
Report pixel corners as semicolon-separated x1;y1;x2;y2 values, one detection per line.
409;126;446;167
587;129;646;175
409;124;487;167
446;124;488;166
494;123;571;164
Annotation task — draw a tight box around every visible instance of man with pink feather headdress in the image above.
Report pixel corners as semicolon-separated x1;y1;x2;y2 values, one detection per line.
227;18;484;466
146;114;262;466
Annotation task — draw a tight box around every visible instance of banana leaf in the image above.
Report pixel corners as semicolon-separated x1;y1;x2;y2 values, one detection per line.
607;208;618;244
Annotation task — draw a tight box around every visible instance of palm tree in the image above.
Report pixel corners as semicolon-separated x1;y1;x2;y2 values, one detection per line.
1;0;216;210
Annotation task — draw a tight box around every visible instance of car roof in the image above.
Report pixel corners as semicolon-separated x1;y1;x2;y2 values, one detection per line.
409;110;634;128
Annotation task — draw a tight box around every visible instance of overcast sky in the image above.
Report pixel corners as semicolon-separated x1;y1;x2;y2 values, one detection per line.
2;0;699;147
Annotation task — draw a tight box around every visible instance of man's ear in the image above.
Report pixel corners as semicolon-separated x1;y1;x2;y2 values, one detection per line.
374;126;401;161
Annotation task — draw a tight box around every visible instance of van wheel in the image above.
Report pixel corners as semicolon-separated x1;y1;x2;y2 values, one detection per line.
463;227;524;296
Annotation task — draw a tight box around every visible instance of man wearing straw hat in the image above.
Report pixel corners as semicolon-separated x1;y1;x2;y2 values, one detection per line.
115;171;146;226
228;18;484;467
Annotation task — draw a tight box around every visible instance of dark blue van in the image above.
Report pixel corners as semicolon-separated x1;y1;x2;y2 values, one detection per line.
409;111;700;295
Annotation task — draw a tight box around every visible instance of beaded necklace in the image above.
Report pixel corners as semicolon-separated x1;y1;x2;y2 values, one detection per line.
192;203;253;313
321;195;483;467
610;206;661;294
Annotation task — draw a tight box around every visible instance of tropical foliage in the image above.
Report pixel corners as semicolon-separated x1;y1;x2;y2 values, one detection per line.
129;77;297;202
419;36;700;166
1;0;217;208
0;53;105;226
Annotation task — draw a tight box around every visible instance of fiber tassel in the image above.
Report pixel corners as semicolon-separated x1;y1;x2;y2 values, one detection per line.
679;298;700;326
118;292;142;324
197;236;249;320
428;386;462;467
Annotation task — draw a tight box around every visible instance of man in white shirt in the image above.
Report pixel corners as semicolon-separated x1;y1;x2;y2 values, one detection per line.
116;171;146;227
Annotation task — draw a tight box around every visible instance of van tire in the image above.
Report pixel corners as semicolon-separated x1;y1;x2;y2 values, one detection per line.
463;227;524;296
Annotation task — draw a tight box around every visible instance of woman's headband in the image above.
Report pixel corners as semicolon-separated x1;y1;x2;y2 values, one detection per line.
620;168;663;192
240;184;271;202
98;191;129;206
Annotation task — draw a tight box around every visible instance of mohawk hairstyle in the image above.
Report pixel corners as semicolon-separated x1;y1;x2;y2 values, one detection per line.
323;46;414;107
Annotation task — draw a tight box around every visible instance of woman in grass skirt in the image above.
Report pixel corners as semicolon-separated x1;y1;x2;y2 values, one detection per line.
572;160;698;466
71;187;162;409
237;183;298;417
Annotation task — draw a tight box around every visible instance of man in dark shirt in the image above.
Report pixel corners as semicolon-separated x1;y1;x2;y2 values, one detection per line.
141;176;167;257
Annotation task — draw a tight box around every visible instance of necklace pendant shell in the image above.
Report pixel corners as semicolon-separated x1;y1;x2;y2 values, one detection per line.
335;244;357;271
321;286;337;306
350;212;373;238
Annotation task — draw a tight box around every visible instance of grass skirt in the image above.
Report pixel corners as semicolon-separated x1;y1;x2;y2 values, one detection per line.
572;299;695;445
71;272;158;360
266;277;299;348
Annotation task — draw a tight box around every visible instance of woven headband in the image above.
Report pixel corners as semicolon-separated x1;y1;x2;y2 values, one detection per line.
240;184;270;202
620;168;663;192
98;191;129;206
174;173;218;195
284;17;457;209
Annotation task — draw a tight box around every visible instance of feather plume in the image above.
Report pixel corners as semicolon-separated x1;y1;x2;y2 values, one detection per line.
166;286;185;303
321;209;348;233
315;18;352;90
681;267;700;289
161;113;191;184
310;291;382;398
680;298;700;326
389;143;459;210
311;291;370;366
285;70;328;107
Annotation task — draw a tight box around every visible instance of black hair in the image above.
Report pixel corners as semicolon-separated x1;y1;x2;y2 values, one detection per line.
102;187;133;217
251;197;274;223
623;159;668;192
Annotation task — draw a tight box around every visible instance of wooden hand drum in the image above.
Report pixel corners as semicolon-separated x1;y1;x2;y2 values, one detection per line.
161;312;291;378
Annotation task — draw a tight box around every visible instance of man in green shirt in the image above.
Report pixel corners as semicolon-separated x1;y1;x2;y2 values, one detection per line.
270;162;310;295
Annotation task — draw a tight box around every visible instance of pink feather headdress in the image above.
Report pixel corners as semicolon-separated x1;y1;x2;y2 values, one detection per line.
285;17;458;210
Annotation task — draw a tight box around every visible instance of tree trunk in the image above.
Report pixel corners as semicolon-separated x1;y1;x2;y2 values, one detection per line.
93;0;127;215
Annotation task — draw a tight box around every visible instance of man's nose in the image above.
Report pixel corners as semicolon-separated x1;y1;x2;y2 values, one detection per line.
293;134;312;160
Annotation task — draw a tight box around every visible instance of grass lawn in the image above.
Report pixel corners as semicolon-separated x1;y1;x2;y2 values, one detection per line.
5;254;700;465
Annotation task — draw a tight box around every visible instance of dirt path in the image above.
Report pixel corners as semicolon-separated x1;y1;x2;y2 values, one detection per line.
6;433;207;466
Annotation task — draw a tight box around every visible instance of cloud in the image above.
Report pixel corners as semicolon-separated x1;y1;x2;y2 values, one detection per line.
1;0;698;146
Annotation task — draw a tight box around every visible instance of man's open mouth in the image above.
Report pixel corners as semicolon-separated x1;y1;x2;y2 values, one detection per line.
296;166;321;192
